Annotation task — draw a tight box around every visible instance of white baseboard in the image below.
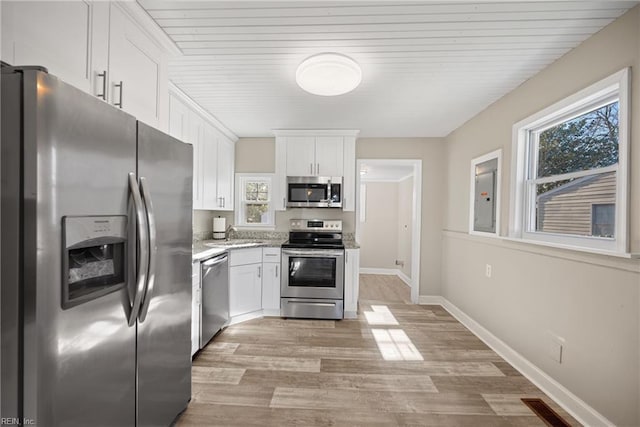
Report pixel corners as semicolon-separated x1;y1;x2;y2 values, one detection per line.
344;311;358;319
360;267;397;275
396;271;412;287
422;297;613;427
262;309;281;317
228;310;263;326
418;295;444;305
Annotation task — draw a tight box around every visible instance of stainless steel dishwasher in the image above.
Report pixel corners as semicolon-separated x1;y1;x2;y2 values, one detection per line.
200;252;229;348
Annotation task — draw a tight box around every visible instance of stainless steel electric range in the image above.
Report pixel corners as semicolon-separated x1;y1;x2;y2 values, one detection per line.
280;219;345;320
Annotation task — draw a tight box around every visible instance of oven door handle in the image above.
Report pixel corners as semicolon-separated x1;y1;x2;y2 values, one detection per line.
282;249;344;257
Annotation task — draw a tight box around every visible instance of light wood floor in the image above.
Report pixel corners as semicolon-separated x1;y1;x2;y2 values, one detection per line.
177;274;580;426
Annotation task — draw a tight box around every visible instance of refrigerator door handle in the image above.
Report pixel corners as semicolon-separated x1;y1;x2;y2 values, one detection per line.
138;176;157;322
128;172;149;326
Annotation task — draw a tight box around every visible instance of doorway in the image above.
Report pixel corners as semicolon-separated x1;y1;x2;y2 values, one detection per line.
355;159;422;304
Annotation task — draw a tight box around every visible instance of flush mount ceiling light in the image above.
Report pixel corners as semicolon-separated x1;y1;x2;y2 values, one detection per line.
296;53;362;96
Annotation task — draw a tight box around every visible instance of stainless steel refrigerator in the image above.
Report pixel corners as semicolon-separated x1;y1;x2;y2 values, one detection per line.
1;66;193;426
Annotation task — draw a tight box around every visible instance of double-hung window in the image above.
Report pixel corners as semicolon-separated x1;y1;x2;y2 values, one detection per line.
509;68;630;253
235;174;275;228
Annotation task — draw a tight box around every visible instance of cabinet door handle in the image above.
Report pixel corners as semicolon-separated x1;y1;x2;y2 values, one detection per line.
275;265;278;278
114;81;123;108
317;163;320;175
257;266;262;278
97;70;107;100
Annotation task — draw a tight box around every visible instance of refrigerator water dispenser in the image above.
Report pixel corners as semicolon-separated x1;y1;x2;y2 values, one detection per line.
62;215;127;309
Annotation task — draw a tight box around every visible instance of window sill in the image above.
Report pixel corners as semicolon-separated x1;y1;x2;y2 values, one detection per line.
501;235;638;259
469;230;500;239
447;230;639;273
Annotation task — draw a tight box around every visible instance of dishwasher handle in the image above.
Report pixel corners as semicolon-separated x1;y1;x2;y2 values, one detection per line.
203;254;228;268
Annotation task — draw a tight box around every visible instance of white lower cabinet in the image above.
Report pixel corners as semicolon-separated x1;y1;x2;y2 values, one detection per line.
261;248;281;315
191;261;201;356
229;248;262;318
344;248;360;318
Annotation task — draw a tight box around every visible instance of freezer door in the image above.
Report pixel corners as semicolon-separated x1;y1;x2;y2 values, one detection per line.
136;122;193;426
1;69;138;426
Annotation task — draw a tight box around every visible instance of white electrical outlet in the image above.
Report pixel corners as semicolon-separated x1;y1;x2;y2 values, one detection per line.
485;264;492;278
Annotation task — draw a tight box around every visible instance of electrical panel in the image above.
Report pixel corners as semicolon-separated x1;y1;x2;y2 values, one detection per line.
473;158;498;233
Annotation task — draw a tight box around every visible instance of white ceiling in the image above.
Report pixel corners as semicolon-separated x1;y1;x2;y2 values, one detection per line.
139;1;638;138
360;163;413;182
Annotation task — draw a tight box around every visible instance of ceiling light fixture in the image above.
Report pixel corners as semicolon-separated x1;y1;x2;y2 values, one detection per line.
296;53;362;96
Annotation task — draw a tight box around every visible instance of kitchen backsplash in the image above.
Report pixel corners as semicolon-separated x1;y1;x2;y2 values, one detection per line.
193;208;355;238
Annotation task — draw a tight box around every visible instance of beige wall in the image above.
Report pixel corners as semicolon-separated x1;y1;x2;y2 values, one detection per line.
360;182;400;270
235;138;275;173
357;138;446;296
441;7;640;425
397;176;413;277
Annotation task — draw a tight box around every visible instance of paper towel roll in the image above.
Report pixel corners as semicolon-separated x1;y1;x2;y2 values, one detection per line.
213;217;226;232
213;217;226;240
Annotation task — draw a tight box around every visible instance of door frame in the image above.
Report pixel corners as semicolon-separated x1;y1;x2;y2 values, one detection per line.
355;159;422;304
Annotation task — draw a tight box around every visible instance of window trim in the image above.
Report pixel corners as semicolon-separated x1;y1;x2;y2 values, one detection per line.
469;148;502;238
509;68;630;254
234;173;275;229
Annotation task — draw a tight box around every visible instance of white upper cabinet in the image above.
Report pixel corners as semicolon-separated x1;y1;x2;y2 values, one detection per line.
1;1;103;94
216;136;235;211
169;86;237;211
109;4;165;128
201;125;218;210
1;1;174;131
168;93;190;141
285;137;316;176
274;130;359;211
315;136;344;177
285;136;343;177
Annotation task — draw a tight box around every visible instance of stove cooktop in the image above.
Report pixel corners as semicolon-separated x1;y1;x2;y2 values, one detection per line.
281;241;345;250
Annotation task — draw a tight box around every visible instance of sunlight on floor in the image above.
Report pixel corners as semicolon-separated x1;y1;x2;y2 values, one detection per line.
364;305;399;326
371;328;424;361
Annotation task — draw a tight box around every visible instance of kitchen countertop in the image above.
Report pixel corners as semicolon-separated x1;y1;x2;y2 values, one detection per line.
193;238;360;261
193;238;287;261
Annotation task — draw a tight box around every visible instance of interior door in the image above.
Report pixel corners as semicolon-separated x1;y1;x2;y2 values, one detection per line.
136;122;192;427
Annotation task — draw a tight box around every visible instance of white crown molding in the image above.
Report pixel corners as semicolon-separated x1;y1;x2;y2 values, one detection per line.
273;129;360;137
115;2;181;57
169;81;238;142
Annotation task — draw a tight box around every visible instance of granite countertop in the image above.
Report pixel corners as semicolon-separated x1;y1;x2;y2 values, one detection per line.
192;238;287;261
344;240;360;249
193;230;359;261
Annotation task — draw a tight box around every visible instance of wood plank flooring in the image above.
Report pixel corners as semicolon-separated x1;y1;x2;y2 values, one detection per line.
177;274;580;426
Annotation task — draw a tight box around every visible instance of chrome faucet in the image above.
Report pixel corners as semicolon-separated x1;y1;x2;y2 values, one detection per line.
225;224;236;241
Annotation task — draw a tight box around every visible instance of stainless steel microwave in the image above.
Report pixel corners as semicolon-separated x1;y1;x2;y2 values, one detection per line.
286;176;342;208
